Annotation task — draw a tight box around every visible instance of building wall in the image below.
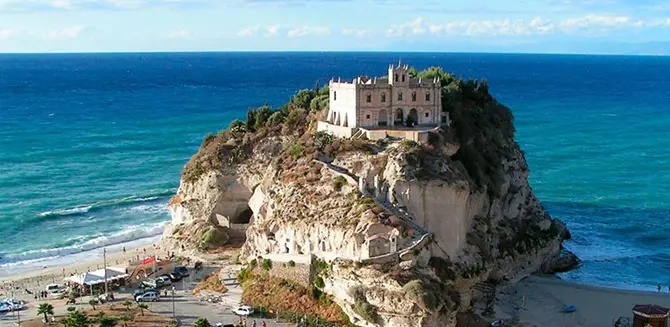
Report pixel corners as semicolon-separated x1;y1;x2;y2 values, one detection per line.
356;84;440;128
328;81;358;128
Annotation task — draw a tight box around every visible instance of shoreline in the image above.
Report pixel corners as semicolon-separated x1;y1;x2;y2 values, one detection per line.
496;275;670;327
0;235;164;282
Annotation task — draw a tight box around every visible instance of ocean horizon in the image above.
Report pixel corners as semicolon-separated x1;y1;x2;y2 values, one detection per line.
1;52;669;291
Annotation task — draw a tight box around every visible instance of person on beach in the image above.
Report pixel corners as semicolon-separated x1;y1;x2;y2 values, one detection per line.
123;246;126;253
658;283;662;292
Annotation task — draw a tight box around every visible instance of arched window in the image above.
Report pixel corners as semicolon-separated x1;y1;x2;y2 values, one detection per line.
411;91;417;102
425;92;430;102
334;91;337;101
398;92;403;101
381;92;386;103
394;74;398;82
402;74;406;82
366;94;372;103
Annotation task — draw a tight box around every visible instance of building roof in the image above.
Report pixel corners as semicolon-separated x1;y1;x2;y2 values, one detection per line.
633;304;670;318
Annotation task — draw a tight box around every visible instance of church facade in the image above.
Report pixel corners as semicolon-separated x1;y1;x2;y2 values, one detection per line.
325;62;446;130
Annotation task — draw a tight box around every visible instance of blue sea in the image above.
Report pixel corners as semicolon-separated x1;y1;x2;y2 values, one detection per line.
1;52;669;290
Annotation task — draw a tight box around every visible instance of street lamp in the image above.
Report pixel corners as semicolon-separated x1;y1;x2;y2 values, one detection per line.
171;285;176;321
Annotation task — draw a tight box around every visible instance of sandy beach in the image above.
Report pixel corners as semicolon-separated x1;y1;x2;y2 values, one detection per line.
495;275;670;327
0;243;176;302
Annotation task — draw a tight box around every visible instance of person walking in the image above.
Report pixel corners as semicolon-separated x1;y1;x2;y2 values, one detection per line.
658;283;662;292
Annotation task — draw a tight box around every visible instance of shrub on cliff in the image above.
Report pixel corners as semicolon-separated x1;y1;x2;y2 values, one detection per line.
261;259;273;271
408;66;515;196
200;226;229;249
349;286;377;323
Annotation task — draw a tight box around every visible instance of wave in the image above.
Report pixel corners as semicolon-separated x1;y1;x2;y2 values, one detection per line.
0;221;168;267
35;188;176;219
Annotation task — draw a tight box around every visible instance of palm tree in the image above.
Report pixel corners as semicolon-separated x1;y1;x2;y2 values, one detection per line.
99;317;118;327
194;317;212;327
136;303;148;316
37;303;54;325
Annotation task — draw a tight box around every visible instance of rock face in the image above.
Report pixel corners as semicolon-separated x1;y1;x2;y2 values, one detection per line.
163;75;573;327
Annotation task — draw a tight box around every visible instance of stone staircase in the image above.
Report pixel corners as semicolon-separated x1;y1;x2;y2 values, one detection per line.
315;159;431;252
350;129;366;140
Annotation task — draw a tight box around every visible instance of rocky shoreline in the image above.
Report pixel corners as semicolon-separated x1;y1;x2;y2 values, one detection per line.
162;67;578;326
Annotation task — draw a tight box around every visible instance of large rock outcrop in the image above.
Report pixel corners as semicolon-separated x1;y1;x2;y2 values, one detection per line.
163;73;574;327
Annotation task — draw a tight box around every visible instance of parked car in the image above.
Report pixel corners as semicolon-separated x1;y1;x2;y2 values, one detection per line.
215;324;235;327
168;271;182;282
133;288;158;298
232;305;254;316
45;284;64;294
155;276;172;287
139;280;157;289
135;291;159;302
173;266;189;277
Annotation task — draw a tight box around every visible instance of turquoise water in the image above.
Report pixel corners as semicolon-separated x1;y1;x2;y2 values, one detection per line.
1;53;670;291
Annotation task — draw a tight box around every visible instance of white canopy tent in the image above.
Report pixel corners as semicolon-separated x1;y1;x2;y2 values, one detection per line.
64;267;129;286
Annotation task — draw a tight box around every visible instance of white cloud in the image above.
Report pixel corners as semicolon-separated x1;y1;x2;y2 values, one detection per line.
287;26;330;37
42;25;84;39
169;29;191;38
387;18;426;37
237;25;282;37
265;25;280;36
342;28;372;37
398;14;668;38
0;28;13;40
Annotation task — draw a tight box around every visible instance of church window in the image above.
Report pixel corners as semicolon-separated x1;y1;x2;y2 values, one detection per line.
394;74;398;82
366;114;371;119
425;92;430;102
334;91;337;101
366;94;371;103
425;112;429;117
398;92;403;101
402;74;406;82
381;93;386;102
412;91;417;102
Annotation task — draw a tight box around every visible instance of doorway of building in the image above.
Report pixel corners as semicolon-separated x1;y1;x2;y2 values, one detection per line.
377;109;388;126
394;108;404;126
407;108;418;127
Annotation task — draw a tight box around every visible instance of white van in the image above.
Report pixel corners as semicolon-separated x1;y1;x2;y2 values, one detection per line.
45;284;63;294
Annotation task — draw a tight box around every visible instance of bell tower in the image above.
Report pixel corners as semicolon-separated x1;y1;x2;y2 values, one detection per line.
388;60;410;86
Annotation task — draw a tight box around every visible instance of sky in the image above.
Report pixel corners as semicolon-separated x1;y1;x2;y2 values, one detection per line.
1;0;670;54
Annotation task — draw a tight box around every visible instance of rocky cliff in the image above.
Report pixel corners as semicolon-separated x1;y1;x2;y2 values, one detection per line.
163;69;576;327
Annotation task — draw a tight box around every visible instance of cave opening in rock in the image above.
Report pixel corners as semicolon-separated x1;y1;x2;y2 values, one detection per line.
230;206;253;224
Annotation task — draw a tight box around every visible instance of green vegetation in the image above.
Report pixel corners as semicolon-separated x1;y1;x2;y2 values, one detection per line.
333;176;347;190
99;317;118;327
195;317;213;327
64;310;89;327
88;299;98;310
403;280;440;311
313;259;331;276
349;286;377;323
200;226;229;249
314;276;325;289
37;303;54;324
237;266;252;284
288;260;296;267
137;303;148;316
409;65;516;196
261;258;273;271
